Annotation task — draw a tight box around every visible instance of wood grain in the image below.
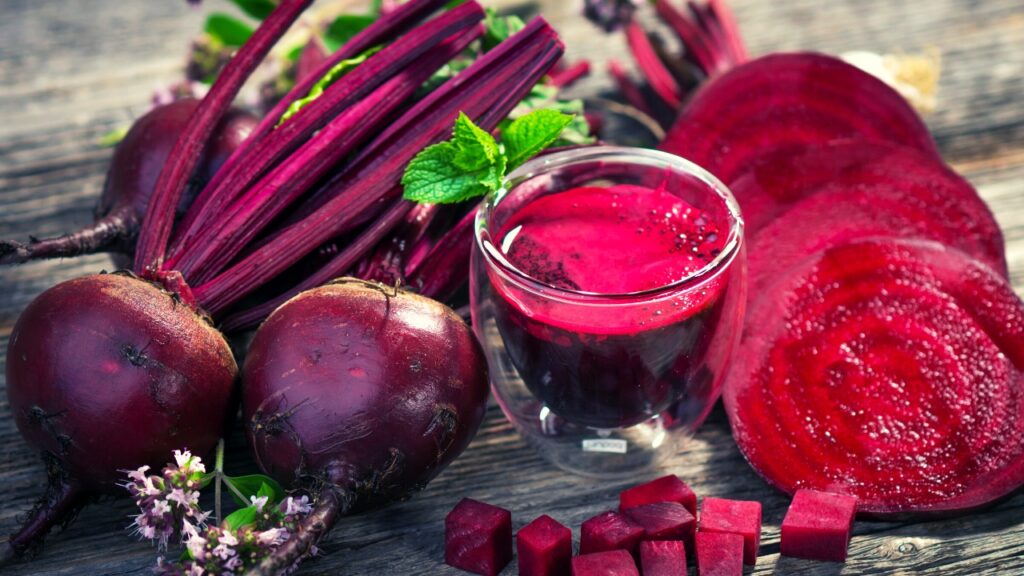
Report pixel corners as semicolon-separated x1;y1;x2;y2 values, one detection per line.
1;0;1023;574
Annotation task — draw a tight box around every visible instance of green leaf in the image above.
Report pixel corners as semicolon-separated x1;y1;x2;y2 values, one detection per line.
224;506;258;531
224;474;287;507
502;109;575;169
97;126;127;148
323;14;376;53
452;112;499;170
229;0;276;21
205;13;254;47
277;46;380;126
402;142;506;205
483;8;526;51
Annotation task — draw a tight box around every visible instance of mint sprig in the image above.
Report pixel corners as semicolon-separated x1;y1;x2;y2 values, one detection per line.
402;109;573;205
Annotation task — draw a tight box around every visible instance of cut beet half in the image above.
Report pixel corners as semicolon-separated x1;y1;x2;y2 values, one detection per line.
659;52;939;185
725;238;1024;518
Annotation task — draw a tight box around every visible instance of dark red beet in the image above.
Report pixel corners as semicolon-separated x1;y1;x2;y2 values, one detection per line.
0;99;256;267
580;511;645;555
572;550;640;576
623;502;695;552
698;497;761;565
4;273;237;559
660;53;939;185
445;498;513;576
695;532;743;576
619;474;697;516
639;540;687;576
242;279;489;574
780;490;857;562
731;140;1006;277
517;514;572;576
726;238;1024;518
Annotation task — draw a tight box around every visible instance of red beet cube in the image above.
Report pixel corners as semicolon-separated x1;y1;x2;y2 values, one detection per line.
696;532;743;576
580;511;645;555
780;489;858;562
699;497;761;564
445;498;512;576
619;475;698;515
517;514;572;576
572;550;640;576
639;540;687;576
623;501;696;551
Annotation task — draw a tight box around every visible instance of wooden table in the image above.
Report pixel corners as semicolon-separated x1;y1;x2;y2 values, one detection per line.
1;1;1022;574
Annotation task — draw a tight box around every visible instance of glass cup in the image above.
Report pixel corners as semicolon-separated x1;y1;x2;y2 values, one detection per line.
470;146;746;477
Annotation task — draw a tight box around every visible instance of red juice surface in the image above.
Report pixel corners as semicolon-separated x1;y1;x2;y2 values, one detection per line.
489;183;735;428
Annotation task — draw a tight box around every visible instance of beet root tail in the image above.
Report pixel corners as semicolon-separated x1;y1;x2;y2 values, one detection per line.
247;488;350;576
3;471;87;565
0;208;133;266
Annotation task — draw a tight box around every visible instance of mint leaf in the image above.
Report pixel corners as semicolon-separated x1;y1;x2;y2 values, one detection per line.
224;506;258;531
324;14;376;53
205;13;254;47
502;109;575;169
402;142;506;204
501;84;594;147
278;46;380;126
224;473;286;506
452;112;499;170
229;0;276;20
483;9;526;51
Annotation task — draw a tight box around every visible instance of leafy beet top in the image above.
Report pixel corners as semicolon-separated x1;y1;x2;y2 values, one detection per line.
725;238;1024;518
659;52;939;185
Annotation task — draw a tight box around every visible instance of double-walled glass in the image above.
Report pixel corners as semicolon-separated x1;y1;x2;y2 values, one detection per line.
470;147;746;477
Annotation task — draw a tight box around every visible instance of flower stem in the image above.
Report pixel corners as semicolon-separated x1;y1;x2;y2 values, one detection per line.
214;439;225;523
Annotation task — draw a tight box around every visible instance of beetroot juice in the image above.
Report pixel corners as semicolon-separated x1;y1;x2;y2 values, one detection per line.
471;147;744;475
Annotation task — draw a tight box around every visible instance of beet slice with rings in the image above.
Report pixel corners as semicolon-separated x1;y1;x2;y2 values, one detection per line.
725;238;1024;518
659;52;940;185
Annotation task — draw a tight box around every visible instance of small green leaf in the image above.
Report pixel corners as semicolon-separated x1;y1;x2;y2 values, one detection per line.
97;126;128;148
502;109;575;169
402;142;506;205
224;506;258;531
323;14;376;53
205;13;254;47
229;0;276;21
483;9;526;51
277;46;380;126
452;112;499;170
224;473;286;507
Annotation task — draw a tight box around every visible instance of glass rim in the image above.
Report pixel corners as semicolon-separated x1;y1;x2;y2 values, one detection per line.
474;145;745;303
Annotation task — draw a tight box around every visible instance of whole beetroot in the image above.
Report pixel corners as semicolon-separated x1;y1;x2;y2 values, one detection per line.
242;279;489;575
0;99;256;267
4;272;237;560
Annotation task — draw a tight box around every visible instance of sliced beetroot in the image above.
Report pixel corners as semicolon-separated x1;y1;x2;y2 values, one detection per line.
445;498;513;576
623;502;695;551
696;532;743;576
580;511;645;555
572;550;640;576
726;238;1024;518
619;474;698;516
730;140;1006;277
659;53;939;185
517;514;572;576
698;497;761;564
780;489;857;562
639;540;687;576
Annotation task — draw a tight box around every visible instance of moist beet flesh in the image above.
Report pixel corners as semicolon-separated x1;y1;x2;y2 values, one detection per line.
696;531;744;576
445;498;513;576
623;501;696;552
580;511;646;555
698;497;761;564
619;474;698;516
659;52;939;185
780;489;858;561
639;540;687;576
572;550;640;576
726;238;1024;518
517;514;572;576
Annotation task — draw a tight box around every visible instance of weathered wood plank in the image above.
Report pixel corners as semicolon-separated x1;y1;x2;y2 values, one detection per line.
1;0;1023;574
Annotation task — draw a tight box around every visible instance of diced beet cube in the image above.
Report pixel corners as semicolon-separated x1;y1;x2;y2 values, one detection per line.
639;540;687;576
619;475;698;515
572;550;640;576
517;514;572;576
696;532;744;576
699;497;761;565
580;511;645;555
623;501;696;551
780;489;858;562
445;498;512;576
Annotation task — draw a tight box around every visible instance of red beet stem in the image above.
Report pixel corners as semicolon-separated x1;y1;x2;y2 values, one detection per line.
3;473;85;564
219;200;412;332
195;19;564;314
178;26;482;284
170;0;451;254
708;0;747;62
360;203;440;284
132;0;311;275
247;488;352;576
607;59;656;117
655;0;717;73
0;208;132;266
166;3;485;274
625;22;684;109
549;60;591;88
406;207;476;302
